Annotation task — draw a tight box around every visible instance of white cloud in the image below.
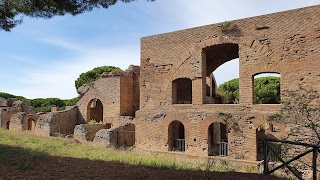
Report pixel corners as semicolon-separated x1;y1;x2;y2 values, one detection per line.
9;39;139;99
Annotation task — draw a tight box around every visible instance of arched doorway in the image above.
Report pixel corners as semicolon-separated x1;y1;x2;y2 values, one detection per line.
27;118;36;131
208;122;228;156
168;121;185;151
6;121;10;129
87;99;103;123
256;123;281;161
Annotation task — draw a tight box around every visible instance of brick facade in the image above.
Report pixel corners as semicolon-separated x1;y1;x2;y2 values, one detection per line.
135;5;320;161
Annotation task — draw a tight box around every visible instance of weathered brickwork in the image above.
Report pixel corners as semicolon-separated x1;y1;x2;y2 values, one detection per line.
136;5;320;161
76;66;140;128
35;106;79;136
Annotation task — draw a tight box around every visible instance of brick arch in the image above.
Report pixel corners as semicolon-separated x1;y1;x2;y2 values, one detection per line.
245;63;283;78
162;113;191;140
85;94;106;123
161;35;274;102
200;114;225;140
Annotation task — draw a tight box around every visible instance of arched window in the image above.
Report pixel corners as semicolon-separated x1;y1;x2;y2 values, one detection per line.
172;78;192;104
253;73;281;104
203;43;239;104
168;121;185;151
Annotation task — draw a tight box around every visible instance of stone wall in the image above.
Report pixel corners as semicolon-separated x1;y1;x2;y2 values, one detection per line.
0;97;7;107
35;106;79;136
0;106;22;129
137;5;320;161
74;124;107;141
10;112;39;131
93;123;135;148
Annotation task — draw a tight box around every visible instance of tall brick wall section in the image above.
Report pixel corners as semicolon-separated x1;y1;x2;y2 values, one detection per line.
35;107;78;136
77;72;140;128
120;75;140;116
136;5;320;161
77;77;121;126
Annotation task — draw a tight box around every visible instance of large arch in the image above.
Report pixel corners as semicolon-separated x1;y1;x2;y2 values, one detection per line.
203;43;239;104
87;98;103;123
168;120;185;152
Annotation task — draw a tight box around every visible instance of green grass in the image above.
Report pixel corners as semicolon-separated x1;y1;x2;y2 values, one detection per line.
0;128;257;173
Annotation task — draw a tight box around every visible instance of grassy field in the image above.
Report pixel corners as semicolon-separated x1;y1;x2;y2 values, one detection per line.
0;129;286;180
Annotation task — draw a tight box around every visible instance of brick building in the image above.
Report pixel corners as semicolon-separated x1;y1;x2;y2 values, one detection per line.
135;5;320;161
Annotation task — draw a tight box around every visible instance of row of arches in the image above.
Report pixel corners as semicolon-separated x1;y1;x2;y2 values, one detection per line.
172;43;281;105
168;120;279;160
168;120;228;156
172;72;281;105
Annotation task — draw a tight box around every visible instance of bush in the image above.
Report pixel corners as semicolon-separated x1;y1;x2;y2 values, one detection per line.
75;66;123;89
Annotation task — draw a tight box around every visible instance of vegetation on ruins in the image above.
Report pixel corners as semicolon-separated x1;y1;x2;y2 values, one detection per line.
75;66;123;89
0;92;79;112
268;88;320;176
0;0;154;31
269;88;320;144
218;76;280;104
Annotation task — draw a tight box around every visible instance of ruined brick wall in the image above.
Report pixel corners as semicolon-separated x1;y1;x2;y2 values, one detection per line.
0;106;22;129
0;97;7;107
77;67;140;127
120;75;140;116
77;77;121;125
10;112;39;132
136;5;320;161
35;106;78;136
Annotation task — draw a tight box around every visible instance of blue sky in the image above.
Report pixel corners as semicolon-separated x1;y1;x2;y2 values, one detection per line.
0;0;319;99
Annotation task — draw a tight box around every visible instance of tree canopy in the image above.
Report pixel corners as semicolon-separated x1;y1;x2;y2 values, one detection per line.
0;92;79;112
218;76;280;104
75;66;122;89
0;0;154;31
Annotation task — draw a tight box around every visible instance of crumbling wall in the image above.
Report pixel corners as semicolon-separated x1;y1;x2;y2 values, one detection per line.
0;97;7;107
74;124;107;141
0;107;21;129
93;123;135;148
76;77;121;125
76;65;140;127
10;112;39;131
35;106;78;136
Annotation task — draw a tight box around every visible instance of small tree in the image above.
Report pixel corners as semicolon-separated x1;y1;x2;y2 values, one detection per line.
269;87;320;145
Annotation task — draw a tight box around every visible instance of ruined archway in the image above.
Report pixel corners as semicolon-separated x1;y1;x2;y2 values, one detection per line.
27;118;36;131
172;78;192;104
208;122;228;156
168;120;185;151
87;98;103;123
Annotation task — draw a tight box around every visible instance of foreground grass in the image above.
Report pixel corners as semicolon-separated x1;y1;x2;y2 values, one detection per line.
0;129;257;173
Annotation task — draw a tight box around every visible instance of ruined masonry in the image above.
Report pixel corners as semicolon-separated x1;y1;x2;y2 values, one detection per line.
1;5;320;163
